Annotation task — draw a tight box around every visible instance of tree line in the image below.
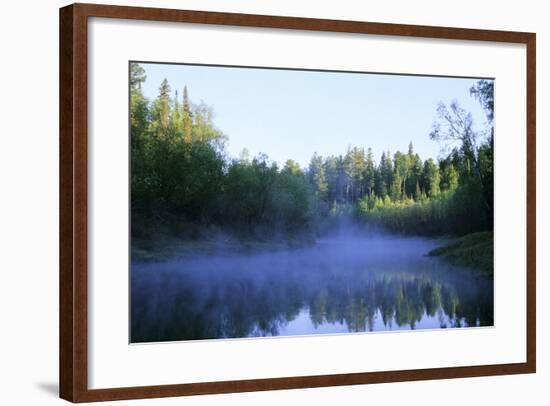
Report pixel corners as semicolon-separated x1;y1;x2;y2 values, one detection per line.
130;62;494;242
307;86;493;236
130;63;313;241
357;81;494;236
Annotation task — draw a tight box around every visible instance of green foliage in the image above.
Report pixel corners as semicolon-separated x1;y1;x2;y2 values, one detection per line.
308;153;328;199
153;78;171;131
439;159;459;192
428;232;494;275
422;158;440;197
130;63;493;246
470;80;494;123
357;183;490;236
222;156;313;236
355;80;495;237
130;69;313;242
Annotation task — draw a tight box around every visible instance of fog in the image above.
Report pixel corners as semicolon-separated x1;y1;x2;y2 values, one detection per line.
131;231;493;342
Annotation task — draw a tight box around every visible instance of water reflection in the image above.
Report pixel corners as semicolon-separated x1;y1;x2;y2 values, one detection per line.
131;236;493;343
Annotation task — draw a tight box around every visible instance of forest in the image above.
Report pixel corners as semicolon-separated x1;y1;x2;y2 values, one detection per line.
130;63;494;256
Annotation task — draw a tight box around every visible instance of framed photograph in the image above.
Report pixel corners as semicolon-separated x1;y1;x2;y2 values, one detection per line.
59;3;536;402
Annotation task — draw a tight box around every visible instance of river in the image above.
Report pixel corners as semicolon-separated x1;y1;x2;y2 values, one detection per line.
130;234;493;343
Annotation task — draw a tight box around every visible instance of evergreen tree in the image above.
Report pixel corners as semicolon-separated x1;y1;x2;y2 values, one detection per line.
365;147;375;197
440;161;459;192
309;153;328;199
350;147;366;202
155;78;171;132
129;63;149;139
407;141;414;156
374;169;387;199
393;151;410;198
422;159;440;197
382;150;394;191
171;89;182;133
182;85;193;142
343;148;354;203
130;63;146;90
409;153;424;199
130;69;494;244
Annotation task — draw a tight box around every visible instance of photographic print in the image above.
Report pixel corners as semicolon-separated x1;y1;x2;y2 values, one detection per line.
129;62;494;343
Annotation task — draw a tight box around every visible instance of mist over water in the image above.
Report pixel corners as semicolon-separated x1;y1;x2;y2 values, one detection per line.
131;231;493;343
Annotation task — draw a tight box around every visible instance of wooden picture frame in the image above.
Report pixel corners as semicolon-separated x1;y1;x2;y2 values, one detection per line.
60;3;536;402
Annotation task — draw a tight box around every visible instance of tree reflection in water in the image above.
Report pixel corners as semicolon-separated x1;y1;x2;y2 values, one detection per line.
131;236;493;343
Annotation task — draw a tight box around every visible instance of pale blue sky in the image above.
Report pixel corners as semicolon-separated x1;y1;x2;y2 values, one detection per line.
136;62;491;168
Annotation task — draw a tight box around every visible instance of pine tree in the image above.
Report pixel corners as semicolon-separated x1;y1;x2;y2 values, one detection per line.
350;147;366;202
383;150;394;190
375;152;389;198
365;147;375;197
309;153;328;199
130;63;146;91
129;63;148;139
171;89;182;133
394;151;410;198
157;78;171;131
182;85;193;142
343;148;354;203
440;163;459;192
406;152;423;199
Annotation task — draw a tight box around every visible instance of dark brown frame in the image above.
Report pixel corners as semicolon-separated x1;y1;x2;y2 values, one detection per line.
60;3;536;402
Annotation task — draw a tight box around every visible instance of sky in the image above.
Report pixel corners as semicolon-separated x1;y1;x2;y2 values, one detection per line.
137;62;491;169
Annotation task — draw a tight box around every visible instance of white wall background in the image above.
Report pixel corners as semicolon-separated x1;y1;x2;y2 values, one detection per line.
0;0;546;404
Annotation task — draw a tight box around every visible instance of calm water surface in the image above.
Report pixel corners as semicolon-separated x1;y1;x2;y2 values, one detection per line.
131;235;493;343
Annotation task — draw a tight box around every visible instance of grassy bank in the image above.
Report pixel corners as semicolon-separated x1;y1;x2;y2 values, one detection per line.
427;231;493;275
131;233;316;262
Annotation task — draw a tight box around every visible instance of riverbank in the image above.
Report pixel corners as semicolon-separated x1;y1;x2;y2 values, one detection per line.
131;234;316;262
427;231;493;276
